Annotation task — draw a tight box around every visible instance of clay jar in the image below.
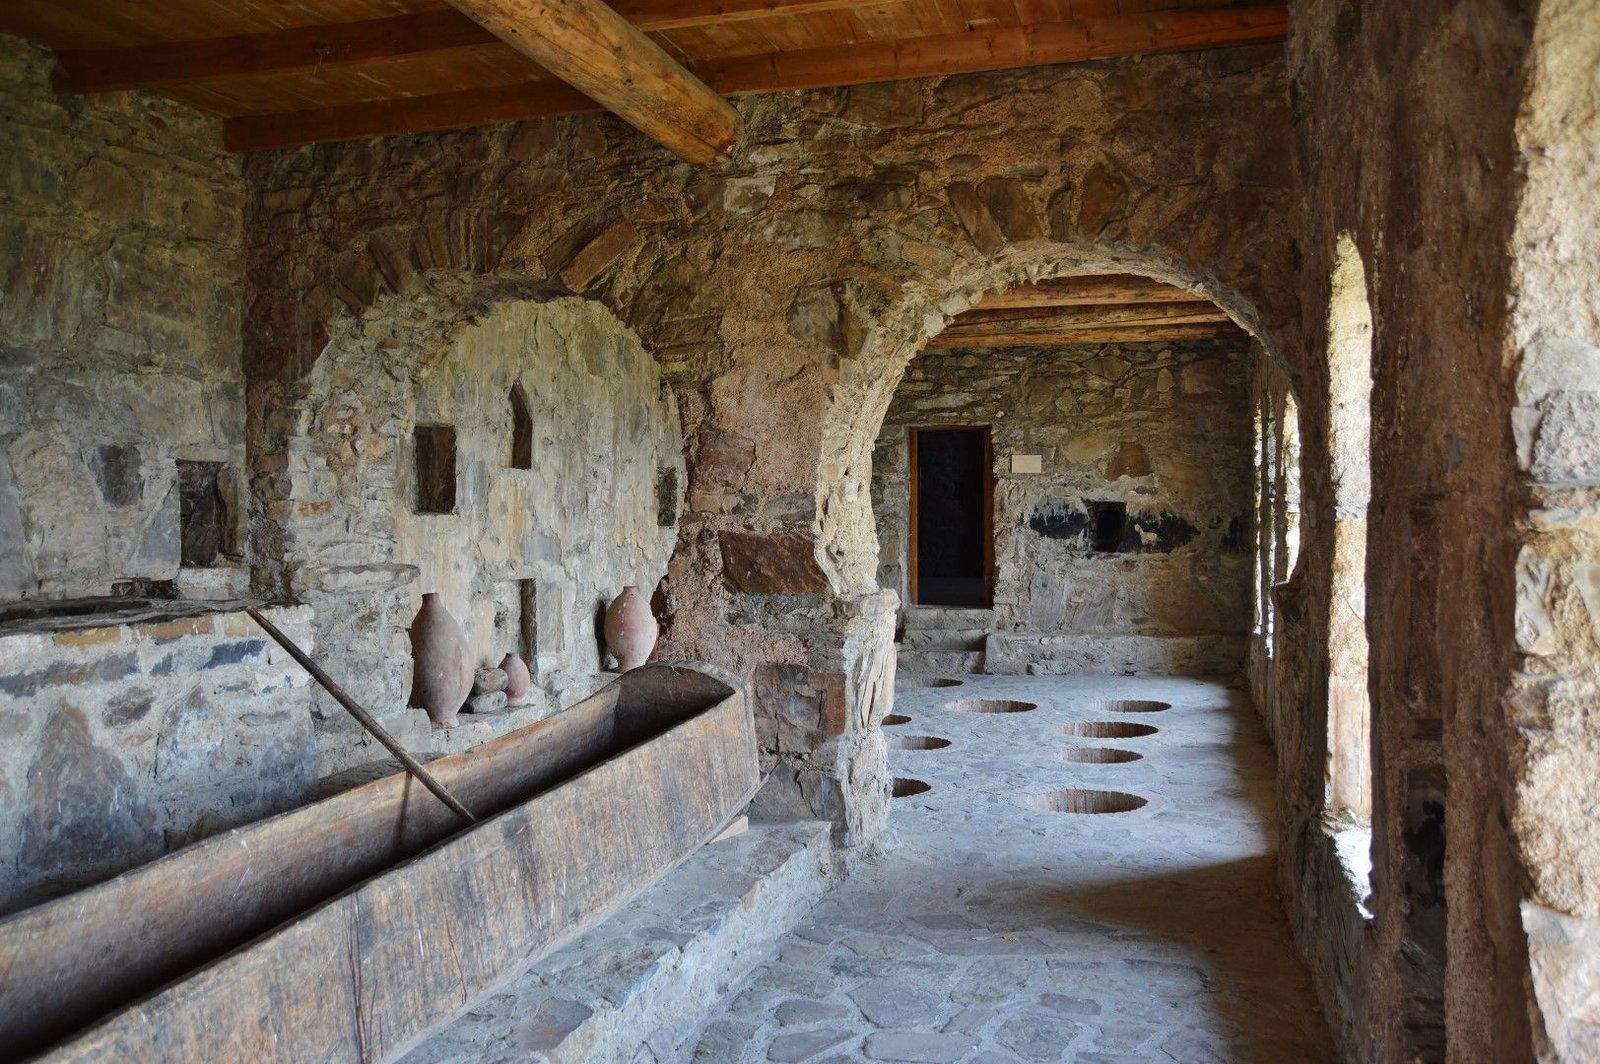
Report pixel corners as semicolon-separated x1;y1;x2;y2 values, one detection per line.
604;586;658;672
500;652;532;704
409;593;473;729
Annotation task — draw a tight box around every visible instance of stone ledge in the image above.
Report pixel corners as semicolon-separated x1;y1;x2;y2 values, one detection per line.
402;820;836;1064
985;631;1247;676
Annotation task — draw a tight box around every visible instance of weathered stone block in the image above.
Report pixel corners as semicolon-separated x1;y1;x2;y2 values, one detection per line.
720;533;829;595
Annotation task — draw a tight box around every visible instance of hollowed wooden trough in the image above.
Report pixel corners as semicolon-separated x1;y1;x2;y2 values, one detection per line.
1;664;758;1062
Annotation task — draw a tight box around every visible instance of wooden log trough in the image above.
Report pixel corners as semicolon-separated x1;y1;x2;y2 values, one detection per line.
0;664;759;1062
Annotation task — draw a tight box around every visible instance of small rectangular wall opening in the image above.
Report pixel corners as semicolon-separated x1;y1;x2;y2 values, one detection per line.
178;460;234;567
415;425;457;514
1085;500;1128;553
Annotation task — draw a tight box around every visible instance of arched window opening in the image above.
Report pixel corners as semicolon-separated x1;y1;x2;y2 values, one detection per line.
1253;374;1301;661
1324;234;1375;911
509;382;534;470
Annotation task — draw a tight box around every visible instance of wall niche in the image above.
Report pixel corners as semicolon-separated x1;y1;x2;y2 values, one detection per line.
414;425;457;515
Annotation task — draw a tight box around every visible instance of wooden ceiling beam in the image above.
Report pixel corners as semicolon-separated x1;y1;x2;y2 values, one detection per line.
53;0;871;95
971;274;1201;310
926;323;1248;349
223;4;1286;151
54;12;497;94
440;0;739;165
696;4;1286;95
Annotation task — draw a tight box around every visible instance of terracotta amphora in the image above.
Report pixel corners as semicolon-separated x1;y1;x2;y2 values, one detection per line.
604;586;658;672
409;592;472;728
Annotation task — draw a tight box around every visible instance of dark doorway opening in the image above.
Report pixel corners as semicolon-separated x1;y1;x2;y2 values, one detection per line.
911;426;993;607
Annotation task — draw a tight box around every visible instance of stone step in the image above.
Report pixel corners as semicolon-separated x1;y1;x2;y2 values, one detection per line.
403;821;835;1064
899;627;988;651
896;648;984;674
902;607;996;630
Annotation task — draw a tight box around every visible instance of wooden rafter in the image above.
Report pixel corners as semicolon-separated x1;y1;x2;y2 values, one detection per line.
221;4;1286;151
52;0;876;94
439;0;739;165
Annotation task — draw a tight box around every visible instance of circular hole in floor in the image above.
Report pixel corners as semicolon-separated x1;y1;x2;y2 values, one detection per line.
1011;787;1148;814
945;698;1038;714
1062;721;1159;739
1053;746;1143;764
893;734;953;751
897;676;965;688
882;713;912;726
892;777;932;798
1090;699;1171;713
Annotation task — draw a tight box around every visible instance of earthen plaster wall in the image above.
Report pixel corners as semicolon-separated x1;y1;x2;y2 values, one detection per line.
243;45;1296;845
873;339;1253;674
0;38;247;600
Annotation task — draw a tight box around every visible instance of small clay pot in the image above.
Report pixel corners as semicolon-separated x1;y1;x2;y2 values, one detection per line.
603;586;658;673
409;592;472;729
500;652;532;703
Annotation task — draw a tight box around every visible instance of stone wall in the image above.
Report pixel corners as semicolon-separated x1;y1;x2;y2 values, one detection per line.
1279;1;1578;1059
0;603;315;915
251;292;684;769
873;339;1253;674
0;37;248;601
243;45;1295;845
1503;1;1600;1058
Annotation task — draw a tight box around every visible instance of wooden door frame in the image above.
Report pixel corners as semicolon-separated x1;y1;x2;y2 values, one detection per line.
908;425;995;608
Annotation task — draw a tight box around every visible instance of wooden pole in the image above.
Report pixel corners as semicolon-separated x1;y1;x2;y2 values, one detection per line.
246;607;478;826
441;0;740;165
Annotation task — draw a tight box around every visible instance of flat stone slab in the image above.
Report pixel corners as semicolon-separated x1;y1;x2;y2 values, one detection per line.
403;820;834;1064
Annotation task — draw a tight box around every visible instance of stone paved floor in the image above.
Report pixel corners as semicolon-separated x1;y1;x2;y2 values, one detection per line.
674;674;1335;1064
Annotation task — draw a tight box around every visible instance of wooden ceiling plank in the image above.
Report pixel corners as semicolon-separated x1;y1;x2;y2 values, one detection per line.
224;3;1284;150
52;0;878;93
926;322;1246;348
610;0;881;32
440;0;739;164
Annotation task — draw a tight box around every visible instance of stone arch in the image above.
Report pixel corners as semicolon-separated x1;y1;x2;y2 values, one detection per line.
816;240;1290;597
248;271;685;739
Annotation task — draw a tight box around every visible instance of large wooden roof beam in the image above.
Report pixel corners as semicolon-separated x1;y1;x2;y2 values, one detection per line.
440;0;739;165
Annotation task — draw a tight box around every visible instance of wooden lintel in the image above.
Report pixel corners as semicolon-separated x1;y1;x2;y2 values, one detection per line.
442;0;739;165
972;274;1202;310
926;323;1248;349
221;5;1286;151
54;0;870;94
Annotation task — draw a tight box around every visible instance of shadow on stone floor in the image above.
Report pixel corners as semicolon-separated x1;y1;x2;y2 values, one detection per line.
992;855;1335;1062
